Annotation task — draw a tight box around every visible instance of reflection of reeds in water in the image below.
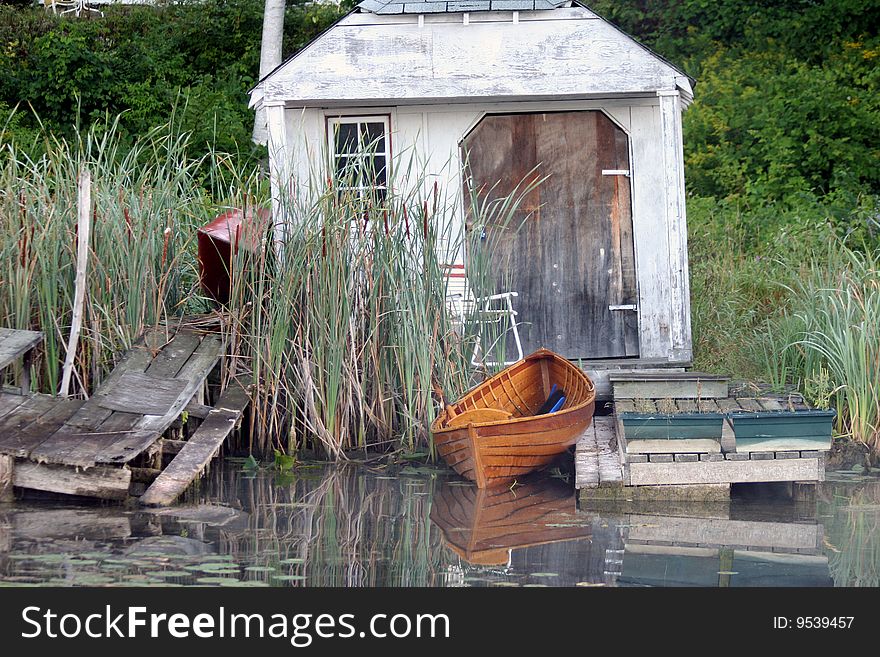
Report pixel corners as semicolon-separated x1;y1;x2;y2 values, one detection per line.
194;465;448;586
822;481;880;587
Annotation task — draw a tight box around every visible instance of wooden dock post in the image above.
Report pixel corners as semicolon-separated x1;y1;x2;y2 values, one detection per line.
0;454;14;503
60;168;91;398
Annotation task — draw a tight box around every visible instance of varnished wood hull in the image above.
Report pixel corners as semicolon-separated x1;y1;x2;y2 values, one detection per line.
430;477;590;566
432;349;595;488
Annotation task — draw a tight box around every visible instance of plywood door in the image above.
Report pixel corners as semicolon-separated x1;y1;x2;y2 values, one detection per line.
462;111;638;359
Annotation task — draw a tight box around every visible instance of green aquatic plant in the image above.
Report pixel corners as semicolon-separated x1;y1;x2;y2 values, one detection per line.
790;245;880;454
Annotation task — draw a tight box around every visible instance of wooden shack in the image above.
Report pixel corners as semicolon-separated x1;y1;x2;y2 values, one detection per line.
249;1;696;395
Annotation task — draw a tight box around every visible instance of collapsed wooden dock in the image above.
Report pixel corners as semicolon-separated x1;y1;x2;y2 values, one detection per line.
0;325;249;505
576;372;828;501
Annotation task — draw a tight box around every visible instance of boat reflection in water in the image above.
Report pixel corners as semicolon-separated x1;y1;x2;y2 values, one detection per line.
430;475;590;568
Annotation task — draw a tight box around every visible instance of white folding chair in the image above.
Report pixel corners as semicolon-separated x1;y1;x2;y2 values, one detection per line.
443;264;523;367
47;0;104;17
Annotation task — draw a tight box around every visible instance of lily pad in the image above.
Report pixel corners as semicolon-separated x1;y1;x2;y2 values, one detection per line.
196;576;240;585
148;570;192;578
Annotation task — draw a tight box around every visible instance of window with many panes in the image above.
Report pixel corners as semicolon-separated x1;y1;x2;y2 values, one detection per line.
327;116;390;200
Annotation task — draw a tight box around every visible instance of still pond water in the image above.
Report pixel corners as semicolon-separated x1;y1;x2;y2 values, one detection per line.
1;463;878;587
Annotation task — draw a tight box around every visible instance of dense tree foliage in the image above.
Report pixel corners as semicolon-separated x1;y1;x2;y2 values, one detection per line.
0;0;353;161
590;0;880;244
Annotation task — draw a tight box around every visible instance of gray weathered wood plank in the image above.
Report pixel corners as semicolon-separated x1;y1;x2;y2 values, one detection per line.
758;398;784;411
0;329;43;370
715;397;741;413
629;457;822;486
98;335;225;464
140;382;249;506
595;416;622;486
64;337;157;430
97;371;189;415
0;397;83;458
30;410;142;467
574;422;599;489
143;332;201;380
736;397;764;412
0;392;29;421
0;395;59;454
12;460;131;500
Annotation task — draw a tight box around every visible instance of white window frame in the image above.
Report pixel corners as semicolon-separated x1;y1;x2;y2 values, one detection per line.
326;115;392;197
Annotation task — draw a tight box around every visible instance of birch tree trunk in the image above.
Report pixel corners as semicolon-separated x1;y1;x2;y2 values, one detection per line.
252;0;286;144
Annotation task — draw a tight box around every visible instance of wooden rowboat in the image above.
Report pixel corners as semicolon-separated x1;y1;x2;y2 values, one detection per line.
430;477;591;566
431;348;595;488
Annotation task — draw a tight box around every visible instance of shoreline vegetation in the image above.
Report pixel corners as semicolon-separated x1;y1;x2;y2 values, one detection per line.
0;1;878;463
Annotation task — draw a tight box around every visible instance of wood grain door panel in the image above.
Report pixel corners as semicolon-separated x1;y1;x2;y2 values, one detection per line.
462;111;638;359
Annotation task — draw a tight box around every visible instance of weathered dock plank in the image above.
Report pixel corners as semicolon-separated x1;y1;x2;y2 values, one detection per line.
99;334;225;464
0;392;29;420
0;328;43;370
0;397;83;459
143;331;202;379
595;416;623;486
31;410;144;467
97;372;189;415
0;395;59;454
629;457;822;486
64;338;157;430
737;397;764;412
575;423;600;489
12;460;131;500
758;398;785;411
140;381;250;506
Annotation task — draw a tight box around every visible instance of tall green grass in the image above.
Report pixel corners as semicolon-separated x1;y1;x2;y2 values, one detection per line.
217;147;538;457
689;202;879;456
788;246;880;451
0;117;206;395
1;115;535;458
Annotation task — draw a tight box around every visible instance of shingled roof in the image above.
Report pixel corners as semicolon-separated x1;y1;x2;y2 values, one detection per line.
358;0;571;14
